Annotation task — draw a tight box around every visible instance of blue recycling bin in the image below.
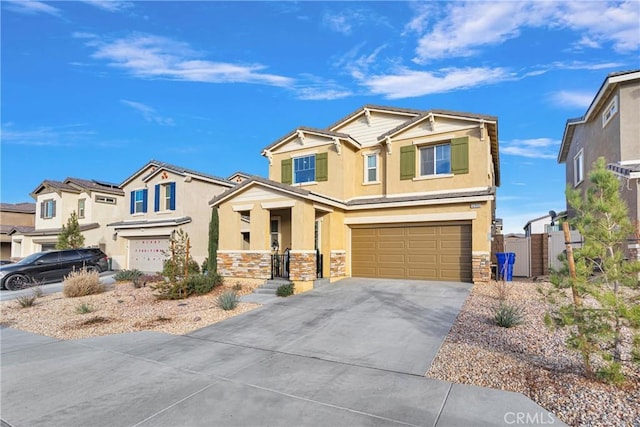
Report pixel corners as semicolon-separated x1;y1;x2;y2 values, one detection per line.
496;252;516;281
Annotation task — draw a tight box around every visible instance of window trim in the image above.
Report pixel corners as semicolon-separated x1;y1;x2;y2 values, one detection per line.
95;195;117;204
78;198;86;219
573;149;584;186
418;142;452;177
42;199;55;219
362;151;380;184
292;154;316;185
132;189;147;214
602;96;618;128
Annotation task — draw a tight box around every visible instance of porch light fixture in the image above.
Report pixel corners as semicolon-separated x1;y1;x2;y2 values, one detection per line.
272;239;279;252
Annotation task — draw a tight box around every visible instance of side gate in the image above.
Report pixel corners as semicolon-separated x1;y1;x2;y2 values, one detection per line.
504;237;531;277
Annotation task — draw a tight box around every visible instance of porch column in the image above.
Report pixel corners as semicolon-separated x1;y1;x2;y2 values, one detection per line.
218;204;241;250
289;202;316;292
250;205;270;251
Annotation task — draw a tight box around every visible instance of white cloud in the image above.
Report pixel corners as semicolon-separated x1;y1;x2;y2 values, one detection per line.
323;12;354;35
81;1;132;12
501;138;560;159
362;66;514;99
83;33;294;87
551;91;594;109
121;100;175;126
4;0;60;16
1;123;94;146
410;1;640;62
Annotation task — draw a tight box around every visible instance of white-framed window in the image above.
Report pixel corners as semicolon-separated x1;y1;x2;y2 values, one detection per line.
420;143;451;176
133;189;145;214
78;199;86;218
293;155;315;184
574;149;584;186
364;153;378;183
42;199;55;219
96;195;117;204
602;96;618;128
161;183;172;211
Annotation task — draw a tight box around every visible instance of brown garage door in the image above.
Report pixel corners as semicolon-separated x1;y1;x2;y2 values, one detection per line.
351;223;472;282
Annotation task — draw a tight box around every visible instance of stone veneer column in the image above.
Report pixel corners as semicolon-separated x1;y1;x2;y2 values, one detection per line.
288;251;317;281
217;251;271;280
330;250;346;278
472;252;491;283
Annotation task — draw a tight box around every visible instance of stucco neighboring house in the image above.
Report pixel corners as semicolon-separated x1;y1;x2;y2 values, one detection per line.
0;203;35;260
9;178;125;258
558;69;640;228
210;105;500;292
106;160;235;272
523;211;566;237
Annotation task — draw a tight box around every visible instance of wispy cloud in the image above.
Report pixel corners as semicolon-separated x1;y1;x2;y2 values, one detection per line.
3;0;60;16
79;33;294;87
322;9;367;35
409;1;639;62
81;1;132;12
550;91;594;109
361;66;515;99
501;138;560;159
121;100;175;126
1;123;95;146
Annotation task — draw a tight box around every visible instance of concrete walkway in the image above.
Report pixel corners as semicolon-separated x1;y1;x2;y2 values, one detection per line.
1;278;565;426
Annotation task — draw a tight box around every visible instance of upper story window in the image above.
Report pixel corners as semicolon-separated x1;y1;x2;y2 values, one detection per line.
574;149;584;186
420;143;451;176
294;155;315;183
130;189;148;214
154;182;176;212
281;153;328;185
95;195;117;204
78;199;86;218
364;153;378;183
41;199;56;219
602;96;618;128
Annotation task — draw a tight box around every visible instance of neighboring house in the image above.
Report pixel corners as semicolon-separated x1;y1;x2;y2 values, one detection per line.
558;69;640;229
107;160;235;272
227;172;252;184
210;105;500;292
523;211;565;237
9;178;125;258
0;203;35;260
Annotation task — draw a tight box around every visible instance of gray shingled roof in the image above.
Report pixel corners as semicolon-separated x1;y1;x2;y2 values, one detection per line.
120;160;233;187
107;216;192;228
261;126;360;153
345;188;495;207
326;104;425;131
11;223;99;236
209;176;311;206
0;203;36;213
65;177;124;196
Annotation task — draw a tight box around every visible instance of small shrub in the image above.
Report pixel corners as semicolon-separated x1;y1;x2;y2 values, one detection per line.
232;282;242;291
276;283;294;297
596;363;626;385
152;273;223;300
63;270;104;298
201;257;209;274
494;280;510;300
217;290;239;310
113;269;143;282
32;284;44;298
16;295;37;308
162;258;200;280
493;302;525;328
75;303;93;314
132;274;163;288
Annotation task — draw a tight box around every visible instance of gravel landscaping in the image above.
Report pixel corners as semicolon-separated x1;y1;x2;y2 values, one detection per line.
0;281;260;340
426;279;639;427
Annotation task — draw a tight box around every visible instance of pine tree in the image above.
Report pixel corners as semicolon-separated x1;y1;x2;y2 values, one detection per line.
56;211;85;249
207;208;219;274
546;157;640;383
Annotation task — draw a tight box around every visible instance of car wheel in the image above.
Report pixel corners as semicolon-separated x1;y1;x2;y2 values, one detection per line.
84;266;100;273
4;274;32;291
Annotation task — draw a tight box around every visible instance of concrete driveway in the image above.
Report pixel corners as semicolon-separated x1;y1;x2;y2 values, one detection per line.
1;278;564;426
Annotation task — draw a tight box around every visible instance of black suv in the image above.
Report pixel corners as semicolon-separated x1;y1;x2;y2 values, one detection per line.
0;248;109;291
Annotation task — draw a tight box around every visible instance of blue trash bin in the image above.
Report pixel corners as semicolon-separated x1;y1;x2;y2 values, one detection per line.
496;252;516;281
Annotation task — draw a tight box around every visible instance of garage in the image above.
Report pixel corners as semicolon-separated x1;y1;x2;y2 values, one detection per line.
351;223;472;282
128;238;170;273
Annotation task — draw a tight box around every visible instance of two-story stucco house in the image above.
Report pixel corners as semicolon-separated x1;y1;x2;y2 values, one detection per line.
0;203;36;260
9;178;125;258
211;105;500;292
558;69;640;229
107;160;235;272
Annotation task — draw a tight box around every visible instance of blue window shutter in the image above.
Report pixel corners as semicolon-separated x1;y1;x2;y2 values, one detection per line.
169;182;176;210
142;189;148;213
154;184;160;212
130;191;135;214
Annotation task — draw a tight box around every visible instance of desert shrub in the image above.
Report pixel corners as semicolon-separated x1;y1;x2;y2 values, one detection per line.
232;282;242;291
162;258;200;280
114;269;143;282
276;283;294;297
16;295;37;308
201;257;209;274
153;272;222;300
493;302;525;328
596;362;626;385
32;284;44;298
63;269;104;298
217;290;239;310
132;274;164;288
75;303;93;314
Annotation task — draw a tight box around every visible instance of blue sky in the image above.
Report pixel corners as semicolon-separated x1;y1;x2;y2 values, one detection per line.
1;1;639;233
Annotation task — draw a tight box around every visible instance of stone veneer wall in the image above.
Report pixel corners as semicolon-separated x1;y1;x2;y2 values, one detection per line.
288;252;317;281
472;253;491;283
330;251;346;277
217;252;271;280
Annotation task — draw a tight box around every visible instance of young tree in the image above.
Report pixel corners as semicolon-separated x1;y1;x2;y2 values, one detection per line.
162;228;199;283
546;157;640;382
207;208;219;274
56;211;85;249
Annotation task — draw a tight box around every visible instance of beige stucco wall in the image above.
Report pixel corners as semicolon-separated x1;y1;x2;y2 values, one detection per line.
35;191;64;230
1;210;35;227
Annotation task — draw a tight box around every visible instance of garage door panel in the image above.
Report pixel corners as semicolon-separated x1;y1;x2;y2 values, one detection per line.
129;238;169;273
352;224;471;282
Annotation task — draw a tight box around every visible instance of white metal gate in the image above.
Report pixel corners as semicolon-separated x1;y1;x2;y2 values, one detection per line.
547;230;582;272
504;237;530;277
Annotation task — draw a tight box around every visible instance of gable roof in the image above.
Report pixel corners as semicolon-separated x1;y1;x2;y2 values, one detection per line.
326;104;424;131
558;69;640;163
30;180;81;198
120;160;234;188
261;126;361;154
0;203;36;213
64;177;124;196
